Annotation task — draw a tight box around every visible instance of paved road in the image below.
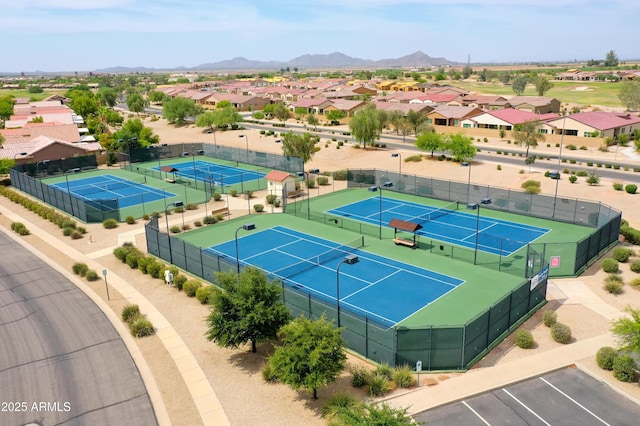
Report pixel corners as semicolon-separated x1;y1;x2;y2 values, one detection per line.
415;368;640;426
0;232;157;426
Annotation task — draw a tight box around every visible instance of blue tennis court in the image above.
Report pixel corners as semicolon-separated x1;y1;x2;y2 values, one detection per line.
205;226;464;326
327;197;550;256
51;174;174;207
154;160;265;186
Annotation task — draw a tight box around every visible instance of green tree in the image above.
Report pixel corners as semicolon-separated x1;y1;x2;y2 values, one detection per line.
273;103;291;123
406;109;426;134
512;119;546;157
205;267;291;353
415;130;443;157
268;315;346;399
512;75;528;96
126;93;147;114
162;97;200;125
0;96;15;124
478;68;489;82
446;133;476;162
462;65;472;79
306;113;319;130
349;104;381;149
71;95;98;118
326;110;346;122
534;75;554;96
216;100;232;109
604;50;619;67
147;90;169;104
611;306;640;352
28;85;43;94
387;110;405;134
281;131;317;163
618;80;640;111
98;87;118;107
113;118;159;149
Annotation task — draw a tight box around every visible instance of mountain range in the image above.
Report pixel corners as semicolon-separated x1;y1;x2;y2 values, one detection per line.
96;51;459;73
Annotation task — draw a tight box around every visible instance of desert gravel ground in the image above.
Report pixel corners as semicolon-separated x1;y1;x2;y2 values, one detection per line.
3;116;640;425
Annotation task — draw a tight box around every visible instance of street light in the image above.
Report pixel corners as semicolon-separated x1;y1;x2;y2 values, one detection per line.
238;134;249;163
36;159;50;178
368;181;393;239
461;161;472;203
336;254;359;327
552;112;567;219
235;223;256;274
65;167;81;217
165;201;184;264
391;153;401;184
466;198;491;265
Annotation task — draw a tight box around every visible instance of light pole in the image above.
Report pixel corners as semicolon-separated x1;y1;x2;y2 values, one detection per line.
336;254;359;328
368;181;393;239
238;134;249;163
391;153;401;184
65;167;81;216
165;201;184;265
191;143;198;190
461;161;472;203
235;223;256;274
296;169;320;220
36;159;50;178
552;112;567;219
466;198;491;265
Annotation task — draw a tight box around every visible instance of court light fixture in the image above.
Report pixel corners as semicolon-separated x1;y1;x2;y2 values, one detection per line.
336;254;359;327
235;223;257;274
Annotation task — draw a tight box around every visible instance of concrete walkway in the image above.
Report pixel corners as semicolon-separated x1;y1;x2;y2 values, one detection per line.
385;277;623;415
0;202;230;426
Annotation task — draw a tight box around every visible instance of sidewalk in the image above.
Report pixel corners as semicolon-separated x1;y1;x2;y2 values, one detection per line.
0;201;231;426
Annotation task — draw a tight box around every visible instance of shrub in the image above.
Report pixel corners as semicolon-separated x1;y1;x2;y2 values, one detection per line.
612;247;632;262
170;225;181;234
550;323;572;344
182;279;202;297
566;144;577;150
612;355;637;382
85;269;99;281
182;224;191;231
497;164;502;170
63;226;73;236
374;362;393;380
266;194;277;204
405;155;422;162
196;285;215;304
367;374;392;397
72;262;89;276
596;346;618;370
194;220;202;227
245;190;254;199
125;251;144;269
186;203;197;211
262;362;279;383
391;365;416;388
630;278;640;289
542;310;557;327
70;231;83;240
515;330;535;349
521;180;541;194
103;218;118;229
613;181;624;191
11;222;30;235
568;175;577;183
349;364;372;388
203;215;218;225
215;214;225;221
129;315;155;337
230;190;238;197
625;184;638;194
121;304;141;323
630;260;640;273
125;216;136;224
322;393;359;417
147;261;165;279
213;193;222;201
253;204;264;213
317;176;329;185
604;274;624;294
602;258;619;273
332;170;348;180
174;274;187;291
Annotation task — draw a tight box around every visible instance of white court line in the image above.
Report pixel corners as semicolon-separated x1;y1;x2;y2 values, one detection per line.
502;388;551;426
462;401;492;426
539;377;611;426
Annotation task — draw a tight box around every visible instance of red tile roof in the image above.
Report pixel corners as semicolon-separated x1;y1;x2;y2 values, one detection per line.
568;111;640;130
265;170;292;182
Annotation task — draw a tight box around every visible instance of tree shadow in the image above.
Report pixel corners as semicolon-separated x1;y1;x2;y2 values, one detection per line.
226;342;276;376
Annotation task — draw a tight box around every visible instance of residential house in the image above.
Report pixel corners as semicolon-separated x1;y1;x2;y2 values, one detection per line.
372;101;433;116
1;135;101;164
460;94;510;110
508;96;560;114
546;111;640;138
290;98;333;115
462;108;558;131
426;106;483;127
323;100;365;117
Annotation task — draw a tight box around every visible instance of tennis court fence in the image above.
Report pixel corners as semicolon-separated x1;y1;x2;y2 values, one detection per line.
145;216;548;370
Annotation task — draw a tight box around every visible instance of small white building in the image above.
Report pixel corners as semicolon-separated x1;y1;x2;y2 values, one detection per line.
264;170;297;198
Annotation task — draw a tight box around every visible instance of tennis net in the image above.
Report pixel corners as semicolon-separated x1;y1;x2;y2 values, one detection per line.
272;236;364;280
416;201;459;225
69;177;147;194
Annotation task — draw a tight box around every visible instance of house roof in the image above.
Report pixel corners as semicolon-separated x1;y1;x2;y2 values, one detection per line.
567;111;640;131
265;170;292;182
327;99;364;112
485;108;558;124
0;122;81;144
0;135;99;160
429;106;481;119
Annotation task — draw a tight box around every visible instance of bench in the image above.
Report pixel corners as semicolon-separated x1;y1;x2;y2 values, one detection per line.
287;190;305;199
393;238;417;249
210;207;229;217
165;178;176;183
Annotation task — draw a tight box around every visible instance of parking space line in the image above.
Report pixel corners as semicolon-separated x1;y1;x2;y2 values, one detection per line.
462;401;492;425
503;388;551;426
539;377;611;425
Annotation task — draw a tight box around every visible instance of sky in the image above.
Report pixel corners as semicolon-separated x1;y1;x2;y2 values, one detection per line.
0;0;638;73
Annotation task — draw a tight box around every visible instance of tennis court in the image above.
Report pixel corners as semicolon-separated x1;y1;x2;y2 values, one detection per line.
154;160;265;187
204;226;464;326
51;174;174;208
327;197;550;256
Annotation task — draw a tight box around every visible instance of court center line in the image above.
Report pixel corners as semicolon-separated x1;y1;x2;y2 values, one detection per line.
502;388;551;426
462;401;492;426
539;377;611;426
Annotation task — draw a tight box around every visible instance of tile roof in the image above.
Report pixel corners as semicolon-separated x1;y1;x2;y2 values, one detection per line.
568;111;640;130
485;108;557;124
264;170;293;182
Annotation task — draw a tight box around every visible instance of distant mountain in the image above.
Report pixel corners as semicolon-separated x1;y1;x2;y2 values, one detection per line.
92;51;459;73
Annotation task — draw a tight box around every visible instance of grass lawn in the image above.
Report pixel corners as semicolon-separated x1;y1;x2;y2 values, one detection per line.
0;89;64;101
451;80;623;108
